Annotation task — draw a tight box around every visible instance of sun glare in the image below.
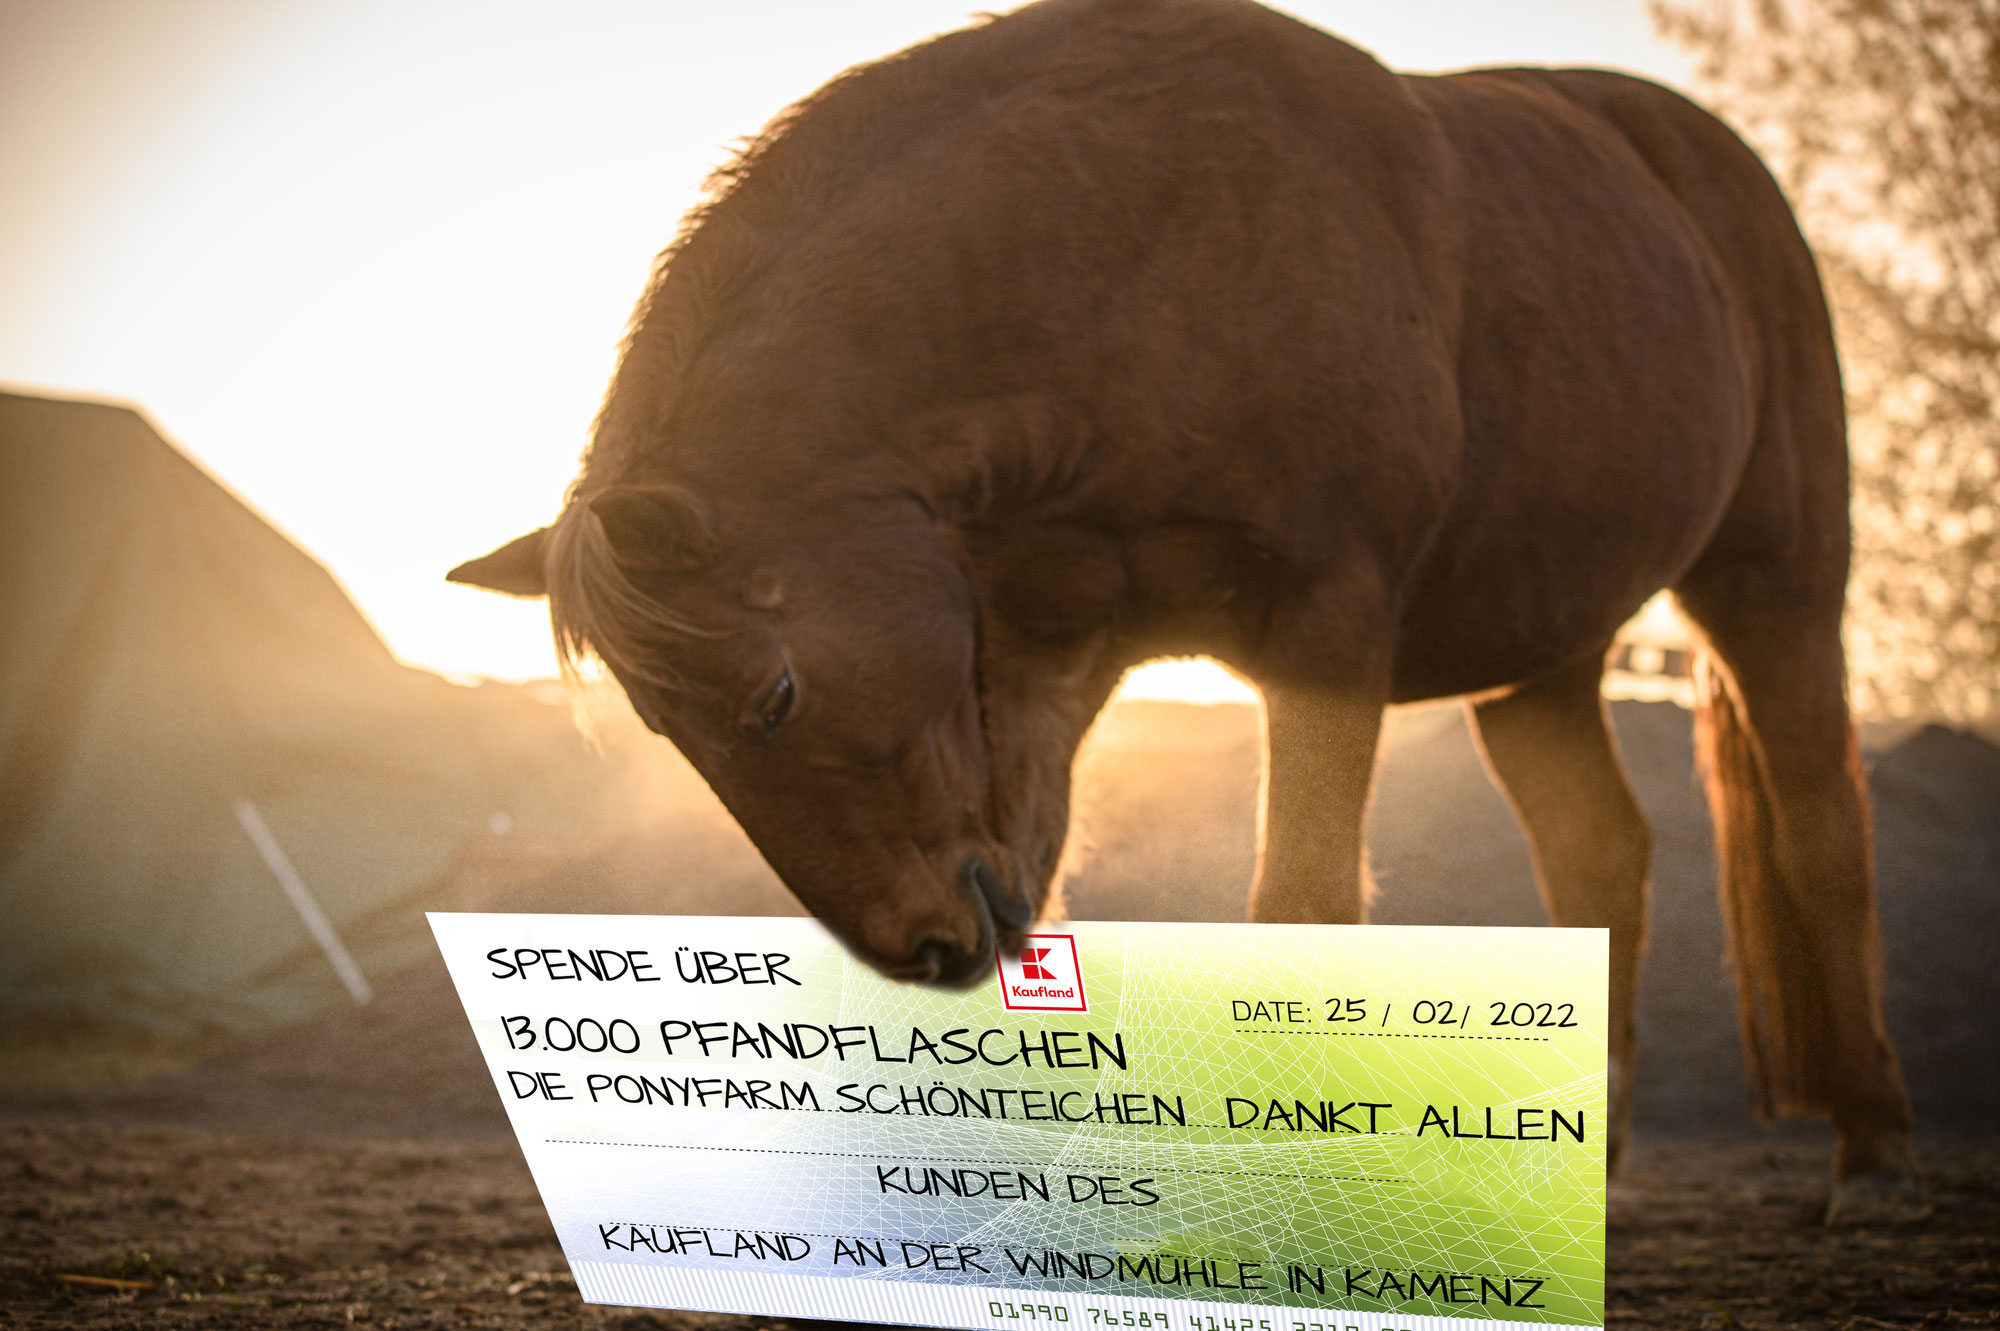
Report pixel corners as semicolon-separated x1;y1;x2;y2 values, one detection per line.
1116;659;1261;707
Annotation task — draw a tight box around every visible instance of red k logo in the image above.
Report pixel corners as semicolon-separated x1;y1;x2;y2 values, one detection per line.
997;935;1087;1012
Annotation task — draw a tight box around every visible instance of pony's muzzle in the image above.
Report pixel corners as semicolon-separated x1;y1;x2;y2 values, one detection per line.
901;856;1022;988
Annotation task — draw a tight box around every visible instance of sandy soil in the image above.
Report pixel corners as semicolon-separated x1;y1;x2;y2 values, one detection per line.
4;698;1996;1329
2;1120;1993;1330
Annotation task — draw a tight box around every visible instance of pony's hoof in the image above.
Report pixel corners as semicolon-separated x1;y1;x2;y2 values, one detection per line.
1824;1167;1931;1226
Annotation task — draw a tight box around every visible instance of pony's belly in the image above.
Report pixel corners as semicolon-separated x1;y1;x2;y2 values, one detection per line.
1386;471;1730;704
1388;621;1625;704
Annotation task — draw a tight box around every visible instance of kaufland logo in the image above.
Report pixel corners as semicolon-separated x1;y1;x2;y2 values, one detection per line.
998;934;1087;1012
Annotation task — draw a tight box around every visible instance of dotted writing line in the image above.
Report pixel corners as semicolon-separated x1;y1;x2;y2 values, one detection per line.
1240;1029;1551;1042
545;1141;1407;1185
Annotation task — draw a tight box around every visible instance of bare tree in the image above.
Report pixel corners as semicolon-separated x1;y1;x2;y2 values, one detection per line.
1651;0;2000;722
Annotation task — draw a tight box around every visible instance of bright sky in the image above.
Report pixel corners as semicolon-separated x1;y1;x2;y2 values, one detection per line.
0;0;1693;698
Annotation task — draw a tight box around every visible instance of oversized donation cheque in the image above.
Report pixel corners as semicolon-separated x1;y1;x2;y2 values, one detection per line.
432;915;1607;1331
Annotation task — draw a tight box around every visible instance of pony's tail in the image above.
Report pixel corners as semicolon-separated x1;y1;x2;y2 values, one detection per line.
1691;651;1825;1124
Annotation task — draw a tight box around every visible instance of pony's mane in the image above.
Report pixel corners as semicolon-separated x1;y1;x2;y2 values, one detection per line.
574;1;1104;484
545;501;718;692
546;1;1111;681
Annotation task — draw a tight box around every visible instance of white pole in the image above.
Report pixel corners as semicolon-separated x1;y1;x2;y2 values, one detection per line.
233;798;374;1005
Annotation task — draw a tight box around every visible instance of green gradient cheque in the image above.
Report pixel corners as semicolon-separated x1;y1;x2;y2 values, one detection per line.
431;915;1606;1331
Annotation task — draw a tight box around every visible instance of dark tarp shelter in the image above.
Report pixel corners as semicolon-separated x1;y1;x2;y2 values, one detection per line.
0;390;613;1034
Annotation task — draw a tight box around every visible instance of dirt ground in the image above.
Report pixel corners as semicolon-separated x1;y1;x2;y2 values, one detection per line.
4;699;1996;1329
1;1119;1993;1331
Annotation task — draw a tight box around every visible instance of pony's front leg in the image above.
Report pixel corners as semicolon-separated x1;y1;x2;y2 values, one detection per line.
1248;679;1388;925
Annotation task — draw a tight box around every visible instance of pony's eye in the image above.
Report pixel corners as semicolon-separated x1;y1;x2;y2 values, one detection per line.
756;670;797;735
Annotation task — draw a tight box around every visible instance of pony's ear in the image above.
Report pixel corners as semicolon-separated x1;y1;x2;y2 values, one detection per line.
914;394;1090;521
588;485;715;574
447;528;550;598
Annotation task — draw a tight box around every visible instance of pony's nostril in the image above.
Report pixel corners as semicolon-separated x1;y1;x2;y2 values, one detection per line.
916;940;951;982
917;937;985;987
964;856;1031;931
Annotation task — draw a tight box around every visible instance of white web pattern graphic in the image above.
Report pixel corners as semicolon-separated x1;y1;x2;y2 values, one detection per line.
480;919;1605;1327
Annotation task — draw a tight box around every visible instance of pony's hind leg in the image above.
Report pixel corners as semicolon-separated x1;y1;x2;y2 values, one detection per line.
1674;576;1923;1223
1470;652;1651;1174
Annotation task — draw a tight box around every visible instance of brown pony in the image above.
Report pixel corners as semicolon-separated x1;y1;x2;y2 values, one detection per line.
450;0;1919;1220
